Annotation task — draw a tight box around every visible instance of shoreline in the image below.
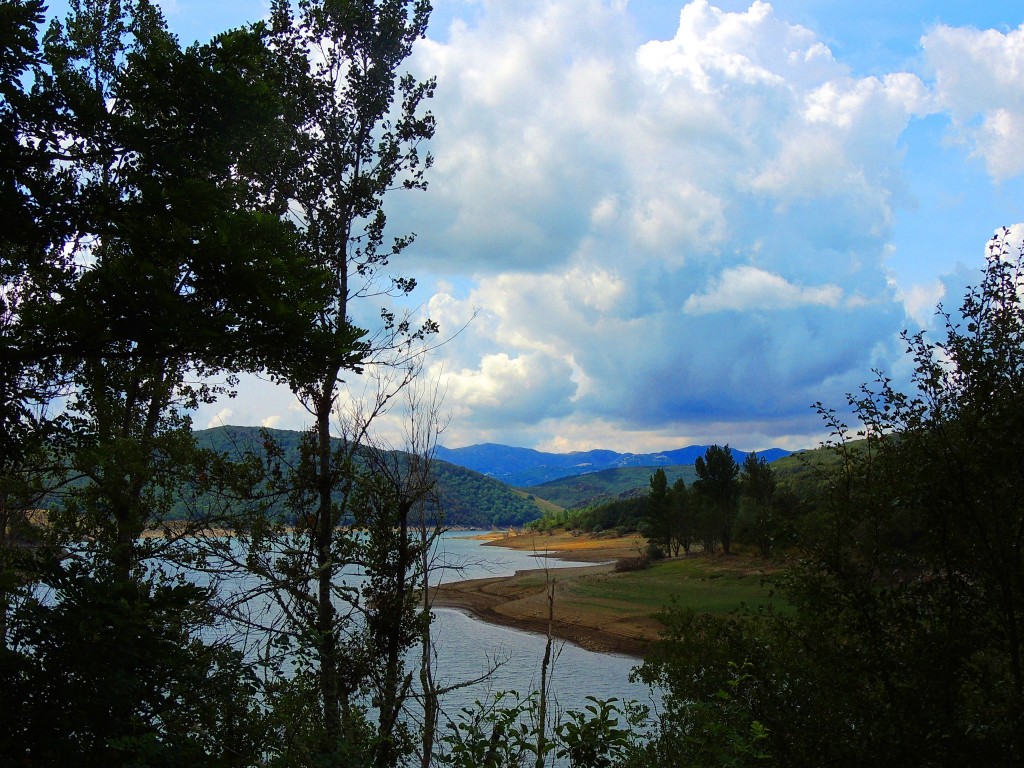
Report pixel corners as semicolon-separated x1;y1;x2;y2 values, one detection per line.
135;524;661;657
430;531;659;658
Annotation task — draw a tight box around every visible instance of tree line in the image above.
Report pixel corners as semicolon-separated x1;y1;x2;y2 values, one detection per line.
539;446;796;562
640;445;788;559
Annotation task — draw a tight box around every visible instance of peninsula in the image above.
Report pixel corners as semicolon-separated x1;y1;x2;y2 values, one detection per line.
430;531;783;658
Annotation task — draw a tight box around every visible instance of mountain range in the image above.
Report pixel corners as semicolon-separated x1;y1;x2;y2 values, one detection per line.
192;429;793;526
434;443;792;488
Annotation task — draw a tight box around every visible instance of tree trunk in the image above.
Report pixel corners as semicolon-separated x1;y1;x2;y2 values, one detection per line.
315;381;342;754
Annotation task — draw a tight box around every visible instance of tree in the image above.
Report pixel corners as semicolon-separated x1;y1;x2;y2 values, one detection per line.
353;376;446;768
739;452;777;557
643;470;691;558
693;444;740;555
633;230;1024;767
13;0;325;574
2;2;326;763
1;1;71;616
843;228;1024;756
669;477;692;556
643;468;671;558
212;1;438;763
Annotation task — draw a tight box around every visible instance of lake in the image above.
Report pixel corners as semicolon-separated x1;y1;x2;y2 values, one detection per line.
425;533;655;718
194;530;656;728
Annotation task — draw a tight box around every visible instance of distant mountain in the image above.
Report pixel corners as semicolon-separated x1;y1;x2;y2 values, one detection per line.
194;427;542;529
524;465;699;511
434;443;792;487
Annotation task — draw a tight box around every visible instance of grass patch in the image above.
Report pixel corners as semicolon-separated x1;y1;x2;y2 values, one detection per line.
565;556;787;617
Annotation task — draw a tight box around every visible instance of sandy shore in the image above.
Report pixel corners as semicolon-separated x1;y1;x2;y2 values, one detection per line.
430;531;661;658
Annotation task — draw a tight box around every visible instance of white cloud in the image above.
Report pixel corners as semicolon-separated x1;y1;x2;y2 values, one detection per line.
923;23;1024;179
636;0;836;91
1000;223;1024;251
191;2;1024;453
439;351;577;428
897;280;946;328
683;266;843;314
397;0;918;447
205;408;233;429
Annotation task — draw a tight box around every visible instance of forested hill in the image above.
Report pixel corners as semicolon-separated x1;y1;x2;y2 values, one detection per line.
435;443;791;487
524;465;700;510
194;427;542;529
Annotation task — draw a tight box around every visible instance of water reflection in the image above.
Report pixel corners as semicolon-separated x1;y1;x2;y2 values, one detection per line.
196;530;654;719
425;532;653;718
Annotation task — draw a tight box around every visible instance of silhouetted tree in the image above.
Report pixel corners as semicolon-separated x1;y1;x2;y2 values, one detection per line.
694;445;740;555
739;452;777;557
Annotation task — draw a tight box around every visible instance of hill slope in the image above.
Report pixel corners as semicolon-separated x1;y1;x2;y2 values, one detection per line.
524;465;699;510
194;426;542;529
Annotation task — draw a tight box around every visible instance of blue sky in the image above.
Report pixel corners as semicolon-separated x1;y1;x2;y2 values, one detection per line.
46;1;1024;452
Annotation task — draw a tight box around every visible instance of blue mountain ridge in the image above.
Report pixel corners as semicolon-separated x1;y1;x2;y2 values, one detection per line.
434;443;792;488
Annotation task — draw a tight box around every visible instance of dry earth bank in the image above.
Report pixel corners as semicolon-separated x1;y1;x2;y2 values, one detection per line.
430;531;782;658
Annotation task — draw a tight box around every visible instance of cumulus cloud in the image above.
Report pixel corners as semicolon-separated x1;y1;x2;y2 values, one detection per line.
191;2;1024;453
683;266;843;314
923;23;1024;179
402;0;638;272
394;0;926;449
206;408;233;429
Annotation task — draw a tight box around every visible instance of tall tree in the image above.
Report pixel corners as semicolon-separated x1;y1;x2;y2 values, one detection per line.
2;2;326;763
643;468;671;557
669;477;691;556
20;0;324;573
693;444;740;555
739;452;777;557
204;1;438;763
643;469;689;557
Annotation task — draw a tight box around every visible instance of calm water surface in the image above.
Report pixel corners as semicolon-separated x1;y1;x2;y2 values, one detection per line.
192;531;655;720
426;532;655;718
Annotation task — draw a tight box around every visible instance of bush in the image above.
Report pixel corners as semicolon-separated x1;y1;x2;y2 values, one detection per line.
614;555;651;573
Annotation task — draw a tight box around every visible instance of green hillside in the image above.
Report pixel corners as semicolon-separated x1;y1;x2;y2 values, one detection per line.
194;426;543;529
524;464;698;510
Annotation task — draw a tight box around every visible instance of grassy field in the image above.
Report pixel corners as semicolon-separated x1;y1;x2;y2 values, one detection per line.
437;533;790;655
563;555;788;617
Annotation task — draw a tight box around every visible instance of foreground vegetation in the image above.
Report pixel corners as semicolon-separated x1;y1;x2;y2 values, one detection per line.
2;0;1022;764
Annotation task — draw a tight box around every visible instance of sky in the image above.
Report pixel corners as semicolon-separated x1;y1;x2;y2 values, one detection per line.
47;0;1024;453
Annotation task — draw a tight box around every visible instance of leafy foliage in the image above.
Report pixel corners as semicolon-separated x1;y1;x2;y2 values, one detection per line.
439;692;647;768
1;2;437;766
632;231;1024;767
0;559;269;767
